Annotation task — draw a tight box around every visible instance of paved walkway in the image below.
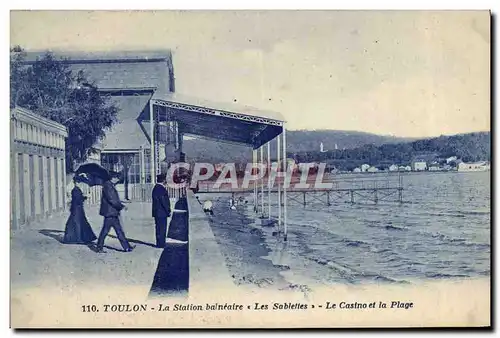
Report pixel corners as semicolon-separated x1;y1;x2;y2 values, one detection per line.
187;191;236;296
11;193;236;299
11;202;163;294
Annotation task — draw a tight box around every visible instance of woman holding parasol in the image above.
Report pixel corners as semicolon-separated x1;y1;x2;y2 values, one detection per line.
63;174;97;244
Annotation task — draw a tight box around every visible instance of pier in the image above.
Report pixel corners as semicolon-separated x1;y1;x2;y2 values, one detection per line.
195;173;405;208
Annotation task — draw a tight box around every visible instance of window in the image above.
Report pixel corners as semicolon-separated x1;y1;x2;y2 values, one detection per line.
101;152;152;184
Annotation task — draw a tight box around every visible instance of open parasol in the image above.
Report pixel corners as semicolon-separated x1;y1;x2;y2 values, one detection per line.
75;163;110;186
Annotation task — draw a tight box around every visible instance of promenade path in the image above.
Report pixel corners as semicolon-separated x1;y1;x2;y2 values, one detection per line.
11;202;163;294
11;194;235;298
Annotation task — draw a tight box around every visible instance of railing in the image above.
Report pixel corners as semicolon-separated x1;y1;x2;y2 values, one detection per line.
167;186;187;199
193;172;403;193
128;183;187;202
79;185;102;206
130;183;153;202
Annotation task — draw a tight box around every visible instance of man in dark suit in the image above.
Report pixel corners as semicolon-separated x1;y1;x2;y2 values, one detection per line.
96;174;134;253
152;173;171;248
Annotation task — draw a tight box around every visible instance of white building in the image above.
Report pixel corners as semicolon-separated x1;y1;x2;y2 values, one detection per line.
457;161;490;172
353;167;361;173
367;166;379;173
360;164;370;172
446;156;458;164
413;161;427;171
428;166;440;171
389;164;399;172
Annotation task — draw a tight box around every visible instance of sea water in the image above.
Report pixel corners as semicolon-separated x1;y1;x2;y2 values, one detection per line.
271;171;490;285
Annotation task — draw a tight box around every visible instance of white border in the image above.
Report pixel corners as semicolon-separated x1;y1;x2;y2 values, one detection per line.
2;2;497;337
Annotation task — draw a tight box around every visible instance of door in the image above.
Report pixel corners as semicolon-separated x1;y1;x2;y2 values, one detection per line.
29;155;35;220
39;156;44;215
54;157;59;210
47;157;52;212
18;154;25;225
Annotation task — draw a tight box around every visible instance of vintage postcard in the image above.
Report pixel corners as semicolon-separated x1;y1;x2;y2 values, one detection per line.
9;10;491;328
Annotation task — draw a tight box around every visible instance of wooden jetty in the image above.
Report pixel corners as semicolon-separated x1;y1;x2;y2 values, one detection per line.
195;173;405;207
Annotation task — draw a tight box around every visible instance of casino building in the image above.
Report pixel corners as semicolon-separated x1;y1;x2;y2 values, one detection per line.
20;50;289;235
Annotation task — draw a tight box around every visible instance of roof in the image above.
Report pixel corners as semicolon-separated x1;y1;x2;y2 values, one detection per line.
19;50;175;92
101;94;152;150
152;92;285;122
11;106;68;137
21;50;173;63
138;92;285;149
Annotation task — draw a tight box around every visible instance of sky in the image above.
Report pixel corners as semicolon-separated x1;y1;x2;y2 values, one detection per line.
10;10;490;138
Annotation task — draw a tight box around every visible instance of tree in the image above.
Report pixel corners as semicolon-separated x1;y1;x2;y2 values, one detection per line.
10;47;119;173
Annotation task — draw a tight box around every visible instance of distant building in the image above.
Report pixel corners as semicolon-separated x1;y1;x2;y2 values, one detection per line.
428;165;440;171
360;164;370;172
457;161;490;172
367;166;378;173
405;165;412;171
353;167;361;173
388;164;399;172
446;156;458;164
413;161;427;171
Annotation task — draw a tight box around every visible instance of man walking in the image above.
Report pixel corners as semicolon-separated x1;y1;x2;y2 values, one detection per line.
96;173;134;253
152;173;171;248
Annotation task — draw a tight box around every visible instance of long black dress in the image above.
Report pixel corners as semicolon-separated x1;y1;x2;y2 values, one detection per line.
63;186;97;244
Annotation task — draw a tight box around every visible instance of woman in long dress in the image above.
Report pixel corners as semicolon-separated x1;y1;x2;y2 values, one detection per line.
63;175;97;244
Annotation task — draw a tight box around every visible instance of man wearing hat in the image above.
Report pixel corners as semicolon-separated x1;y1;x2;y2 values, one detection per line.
152;173;171;248
96;172;135;253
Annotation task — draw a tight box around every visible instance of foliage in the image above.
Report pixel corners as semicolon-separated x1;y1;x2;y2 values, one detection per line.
10;47;119;173
293;132;491;171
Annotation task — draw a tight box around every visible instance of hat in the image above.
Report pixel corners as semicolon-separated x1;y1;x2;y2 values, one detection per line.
73;174;88;184
109;171;122;180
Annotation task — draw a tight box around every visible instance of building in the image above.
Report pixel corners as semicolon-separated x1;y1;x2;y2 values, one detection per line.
446;156;458;164
428;165;441;171
353;167;361;173
15;50;293;234
457;161;490;172
413;161;427;171
11;107;68;229
367;166;379;173
21;50;287;207
23;50;175;199
360;164;370;172
388;164;399;172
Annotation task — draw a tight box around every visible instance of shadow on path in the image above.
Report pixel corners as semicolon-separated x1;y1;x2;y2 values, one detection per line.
38;229;64;243
39;229;126;253
149;198;190;297
108;234;157;248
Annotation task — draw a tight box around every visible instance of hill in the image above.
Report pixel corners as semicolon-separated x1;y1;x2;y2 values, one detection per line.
182;129;415;163
294;131;491;170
